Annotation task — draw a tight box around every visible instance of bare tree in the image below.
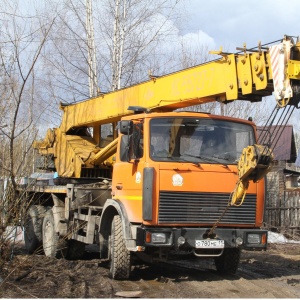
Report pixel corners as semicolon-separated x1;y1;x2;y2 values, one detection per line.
99;0;183;90
86;0;98;97
40;0;183;103
0;0;55;268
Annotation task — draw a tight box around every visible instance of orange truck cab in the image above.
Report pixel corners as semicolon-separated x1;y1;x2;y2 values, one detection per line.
105;108;267;273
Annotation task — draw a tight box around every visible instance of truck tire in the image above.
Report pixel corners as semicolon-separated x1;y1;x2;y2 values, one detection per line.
42;209;67;258
24;205;46;254
67;240;85;260
214;248;241;274
109;215;131;279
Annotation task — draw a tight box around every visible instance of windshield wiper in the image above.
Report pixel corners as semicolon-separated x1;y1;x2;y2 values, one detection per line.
183;153;229;168
210;155;230;168
182;153;216;163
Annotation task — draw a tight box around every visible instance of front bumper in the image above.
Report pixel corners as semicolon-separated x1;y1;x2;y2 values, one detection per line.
136;227;268;251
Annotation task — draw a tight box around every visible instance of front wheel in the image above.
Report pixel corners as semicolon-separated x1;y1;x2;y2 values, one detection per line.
214;248;241;274
109;215;131;279
42;209;68;258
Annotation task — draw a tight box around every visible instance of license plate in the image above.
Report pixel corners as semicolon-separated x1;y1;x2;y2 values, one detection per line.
195;240;225;249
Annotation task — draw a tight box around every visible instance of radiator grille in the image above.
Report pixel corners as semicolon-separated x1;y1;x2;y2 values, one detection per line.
158;191;256;224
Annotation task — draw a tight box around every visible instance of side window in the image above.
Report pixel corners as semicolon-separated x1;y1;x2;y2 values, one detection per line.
132;122;143;159
120;135;130;162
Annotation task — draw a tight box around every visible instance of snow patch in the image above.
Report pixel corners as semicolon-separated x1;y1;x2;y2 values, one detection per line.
268;231;300;244
3;226;24;242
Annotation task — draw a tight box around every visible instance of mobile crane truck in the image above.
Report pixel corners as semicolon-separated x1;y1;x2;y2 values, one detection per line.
20;36;300;279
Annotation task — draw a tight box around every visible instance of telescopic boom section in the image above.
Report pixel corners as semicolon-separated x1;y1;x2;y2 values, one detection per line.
59;37;300;133
36;36;300;178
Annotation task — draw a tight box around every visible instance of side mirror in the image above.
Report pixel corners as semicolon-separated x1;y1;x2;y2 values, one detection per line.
119;120;133;135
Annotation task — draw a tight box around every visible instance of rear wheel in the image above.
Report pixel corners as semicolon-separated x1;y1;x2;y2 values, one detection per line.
109;215;131;279
214;248;241;274
42;209;68;258
24;205;46;254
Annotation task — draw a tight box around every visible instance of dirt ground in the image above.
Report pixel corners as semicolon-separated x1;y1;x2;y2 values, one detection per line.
0;243;299;298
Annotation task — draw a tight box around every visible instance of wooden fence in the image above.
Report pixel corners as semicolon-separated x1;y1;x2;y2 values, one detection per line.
265;189;300;238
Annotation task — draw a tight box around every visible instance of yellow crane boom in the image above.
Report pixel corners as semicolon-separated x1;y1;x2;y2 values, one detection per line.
35;36;300;178
60;50;272;132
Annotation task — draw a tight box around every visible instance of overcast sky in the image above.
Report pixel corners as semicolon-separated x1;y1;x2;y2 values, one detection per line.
183;0;300;52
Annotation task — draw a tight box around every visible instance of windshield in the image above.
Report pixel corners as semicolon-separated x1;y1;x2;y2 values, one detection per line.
150;117;255;164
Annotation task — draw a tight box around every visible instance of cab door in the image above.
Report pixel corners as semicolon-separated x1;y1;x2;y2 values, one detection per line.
112;120;145;222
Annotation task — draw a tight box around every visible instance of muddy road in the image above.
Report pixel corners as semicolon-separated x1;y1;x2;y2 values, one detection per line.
1;243;299;298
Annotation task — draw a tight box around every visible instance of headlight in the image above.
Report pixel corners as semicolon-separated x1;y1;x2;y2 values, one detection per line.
151;233;166;244
247;233;261;244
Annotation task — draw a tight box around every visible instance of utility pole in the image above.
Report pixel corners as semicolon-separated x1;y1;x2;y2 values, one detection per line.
86;0;98;97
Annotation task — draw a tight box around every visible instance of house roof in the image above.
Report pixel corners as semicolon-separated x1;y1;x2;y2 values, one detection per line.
257;125;297;162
